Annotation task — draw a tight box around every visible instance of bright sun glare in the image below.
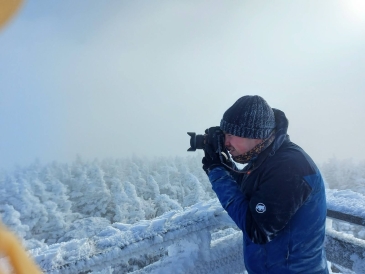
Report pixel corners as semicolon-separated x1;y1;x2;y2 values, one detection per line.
342;0;365;23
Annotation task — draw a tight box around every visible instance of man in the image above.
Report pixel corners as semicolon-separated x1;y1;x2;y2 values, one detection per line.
202;95;328;273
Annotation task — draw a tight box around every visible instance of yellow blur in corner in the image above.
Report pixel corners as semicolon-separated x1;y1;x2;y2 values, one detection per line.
0;222;42;274
0;0;23;29
1;0;42;273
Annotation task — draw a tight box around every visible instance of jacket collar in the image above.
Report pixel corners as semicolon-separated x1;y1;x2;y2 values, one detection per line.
246;108;289;170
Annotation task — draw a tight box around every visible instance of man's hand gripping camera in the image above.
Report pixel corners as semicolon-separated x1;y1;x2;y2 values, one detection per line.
187;127;231;175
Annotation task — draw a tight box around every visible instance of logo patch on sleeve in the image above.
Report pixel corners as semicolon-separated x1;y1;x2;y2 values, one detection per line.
255;203;266;213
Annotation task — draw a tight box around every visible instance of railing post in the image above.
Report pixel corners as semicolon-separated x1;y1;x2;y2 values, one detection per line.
325;228;365;272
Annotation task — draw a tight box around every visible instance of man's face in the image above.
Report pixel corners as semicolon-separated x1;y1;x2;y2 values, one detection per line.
224;133;262;157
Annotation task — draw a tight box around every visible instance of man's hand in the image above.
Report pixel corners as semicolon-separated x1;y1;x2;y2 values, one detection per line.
202;144;221;175
202;144;231;175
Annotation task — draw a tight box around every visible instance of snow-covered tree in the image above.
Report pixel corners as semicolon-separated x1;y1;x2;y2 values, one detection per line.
352;160;365;195
0;204;29;239
109;177;128;223
125;161;147;198
181;172;207;208
126;181;146;223
68;161;111;218
144;175;160;200
3;174;49;239
155;194;182;216
321;157;357;190
86;163;111;217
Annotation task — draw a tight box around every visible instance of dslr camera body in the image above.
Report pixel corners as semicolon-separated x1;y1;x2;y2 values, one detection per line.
187;127;245;173
187;126;225;153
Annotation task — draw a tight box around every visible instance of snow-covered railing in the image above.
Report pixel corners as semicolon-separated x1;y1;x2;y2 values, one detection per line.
325;228;365;272
327;189;365;226
327;209;365;226
325;189;365;272
326;206;365;272
31;199;244;274
30;189;365;273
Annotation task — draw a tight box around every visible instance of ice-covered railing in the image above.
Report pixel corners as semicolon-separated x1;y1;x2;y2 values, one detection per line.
326;189;365;226
30;189;365;274
325;189;365;273
30;199;244;274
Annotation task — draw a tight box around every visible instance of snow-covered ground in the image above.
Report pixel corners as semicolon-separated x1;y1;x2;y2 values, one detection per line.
1;156;365;273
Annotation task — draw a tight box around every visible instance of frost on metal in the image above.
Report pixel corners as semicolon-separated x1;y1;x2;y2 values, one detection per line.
30;199;243;274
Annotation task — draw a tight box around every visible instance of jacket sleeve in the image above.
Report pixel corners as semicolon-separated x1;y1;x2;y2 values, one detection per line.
209;159;313;244
245;159;313;243
208;166;249;231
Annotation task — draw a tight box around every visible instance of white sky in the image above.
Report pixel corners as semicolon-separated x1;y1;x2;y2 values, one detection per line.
0;0;365;169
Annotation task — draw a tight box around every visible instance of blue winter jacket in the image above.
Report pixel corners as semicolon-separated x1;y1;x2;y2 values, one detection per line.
208;109;329;274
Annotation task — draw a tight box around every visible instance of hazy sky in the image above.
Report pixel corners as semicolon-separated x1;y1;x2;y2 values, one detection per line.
1;0;364;170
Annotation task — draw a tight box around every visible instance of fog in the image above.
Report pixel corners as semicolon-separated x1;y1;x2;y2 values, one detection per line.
0;0;364;170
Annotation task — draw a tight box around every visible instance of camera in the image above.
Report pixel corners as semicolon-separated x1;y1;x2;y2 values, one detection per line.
187;126;224;152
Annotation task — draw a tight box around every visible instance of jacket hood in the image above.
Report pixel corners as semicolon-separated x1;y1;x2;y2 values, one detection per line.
271;108;289;154
245;108;289;170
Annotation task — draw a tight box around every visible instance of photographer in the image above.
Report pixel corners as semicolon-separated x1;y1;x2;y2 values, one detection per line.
202;95;328;273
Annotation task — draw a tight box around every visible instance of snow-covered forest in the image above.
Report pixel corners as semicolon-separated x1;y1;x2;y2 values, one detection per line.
0;154;214;249
1;155;365;273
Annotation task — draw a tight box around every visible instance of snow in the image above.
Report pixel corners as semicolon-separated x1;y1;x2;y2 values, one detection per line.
26;196;365;273
25;200;238;273
0;156;365;273
326;189;365;219
326;227;365;274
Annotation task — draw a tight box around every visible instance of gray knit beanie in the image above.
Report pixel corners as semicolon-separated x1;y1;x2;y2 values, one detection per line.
220;95;276;139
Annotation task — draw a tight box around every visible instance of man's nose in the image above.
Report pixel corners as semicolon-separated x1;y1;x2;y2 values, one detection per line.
224;139;230;147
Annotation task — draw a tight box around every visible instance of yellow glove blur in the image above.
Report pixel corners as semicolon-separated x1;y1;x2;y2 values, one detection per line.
0;0;23;30
1;1;40;271
0;222;42;274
